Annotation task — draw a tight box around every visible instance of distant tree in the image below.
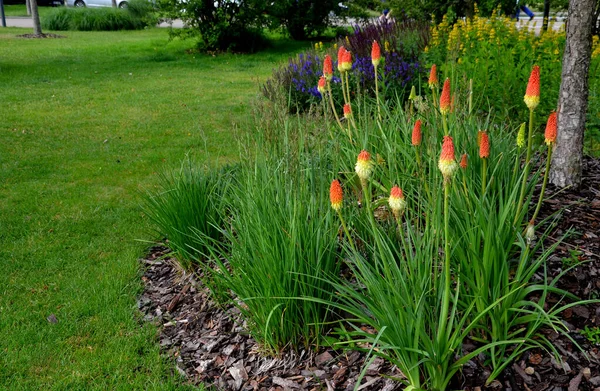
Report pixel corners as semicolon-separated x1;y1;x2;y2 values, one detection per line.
268;0;338;40
157;0;269;52
550;0;594;188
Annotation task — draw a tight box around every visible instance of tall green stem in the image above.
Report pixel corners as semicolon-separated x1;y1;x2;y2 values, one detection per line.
437;180;452;345
531;145;553;225
336;211;356;253
374;65;382;122
442;113;449;136
326;85;345;134
481;158;487;195
514;109;535;225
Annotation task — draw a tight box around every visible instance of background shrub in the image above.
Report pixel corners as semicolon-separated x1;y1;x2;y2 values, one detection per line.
42;5;153;31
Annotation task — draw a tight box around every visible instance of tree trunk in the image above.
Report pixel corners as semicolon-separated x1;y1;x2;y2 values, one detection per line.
30;0;43;36
549;0;594;188
26;0;31;16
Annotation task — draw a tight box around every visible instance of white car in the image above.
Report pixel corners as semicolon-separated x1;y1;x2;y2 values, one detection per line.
66;0;129;8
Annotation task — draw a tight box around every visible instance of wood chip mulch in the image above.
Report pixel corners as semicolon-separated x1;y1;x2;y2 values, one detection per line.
138;156;600;391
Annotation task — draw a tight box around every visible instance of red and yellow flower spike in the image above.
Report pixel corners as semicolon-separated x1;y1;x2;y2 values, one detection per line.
412;119;422;146
479;131;490;158
544;111;557;145
342;50;353;72
438;135;458;179
317;76;326;95
371;40;381;67
388;185;406;219
330;180;343;211
460;153;468;169
440;78;451;115
428;64;438;89
337;46;346;73
323;55;333;81
355;150;373;181
343;103;352;119
524;65;540;110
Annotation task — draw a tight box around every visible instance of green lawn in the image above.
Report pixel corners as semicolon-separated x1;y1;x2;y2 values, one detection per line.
0;27;305;390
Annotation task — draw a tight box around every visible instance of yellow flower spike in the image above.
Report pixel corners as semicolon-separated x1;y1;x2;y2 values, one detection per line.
517;123;526;148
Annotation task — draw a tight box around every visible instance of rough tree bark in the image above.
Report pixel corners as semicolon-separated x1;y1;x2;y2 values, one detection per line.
549;0;594;188
30;0;43;36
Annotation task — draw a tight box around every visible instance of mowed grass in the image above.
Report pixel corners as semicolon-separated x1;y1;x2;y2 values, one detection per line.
0;27;305;390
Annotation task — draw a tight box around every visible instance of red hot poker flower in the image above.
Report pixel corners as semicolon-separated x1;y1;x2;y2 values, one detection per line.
460;153;468;169
440;78;451;115
388;185;406;218
428;64;438;89
524;65;540;110
438;135;458;178
372;40;381;67
330;180;343;211
337;46;347;73
343;103;352;119
411;119;422;146
342;50;353;72
544;111;557;145
479;132;490;158
323;55;333;81
317;76;327;95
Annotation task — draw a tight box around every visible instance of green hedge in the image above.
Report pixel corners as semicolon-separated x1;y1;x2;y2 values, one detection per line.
42;1;156;31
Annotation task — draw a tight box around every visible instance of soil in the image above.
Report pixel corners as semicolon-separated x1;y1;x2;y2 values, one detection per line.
16;33;66;38
138;156;600;391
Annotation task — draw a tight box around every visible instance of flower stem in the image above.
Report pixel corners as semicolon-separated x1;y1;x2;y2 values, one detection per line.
327;85;345;133
374;65;382;122
437;179;452;345
531;145;553;225
481;158;487;195
336;210;356;253
442;113;449;136
514;108;535;225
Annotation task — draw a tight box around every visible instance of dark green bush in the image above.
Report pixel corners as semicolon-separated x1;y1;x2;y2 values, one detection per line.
42;4;153;31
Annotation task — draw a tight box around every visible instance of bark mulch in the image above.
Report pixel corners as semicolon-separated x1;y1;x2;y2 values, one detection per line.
16;33;66;38
138;157;600;391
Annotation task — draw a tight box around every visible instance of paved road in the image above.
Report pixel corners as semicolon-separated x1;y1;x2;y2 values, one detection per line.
1;16;185;28
1;14;563;32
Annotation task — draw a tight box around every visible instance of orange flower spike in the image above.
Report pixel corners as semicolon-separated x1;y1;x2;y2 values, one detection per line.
524;65;540;110
411;119;422;146
388;185;407;219
317;76;327;95
438;135;458;179
460;153;468;169
337;46;346;73
323;55;333;81
428;64;438;89
372;40;381;67
439;78;451;115
544;111;557;146
479;132;490;158
477;130;485;147
330;180;343;211
355;150;373;181
343;103;352;119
